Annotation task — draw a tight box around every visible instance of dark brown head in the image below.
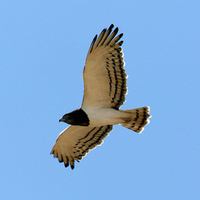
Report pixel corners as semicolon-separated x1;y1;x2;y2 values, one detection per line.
59;108;90;126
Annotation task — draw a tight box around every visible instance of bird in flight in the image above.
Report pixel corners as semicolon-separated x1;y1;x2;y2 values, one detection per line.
51;24;151;169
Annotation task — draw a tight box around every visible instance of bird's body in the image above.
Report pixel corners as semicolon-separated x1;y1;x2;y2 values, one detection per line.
82;107;121;126
51;24;151;169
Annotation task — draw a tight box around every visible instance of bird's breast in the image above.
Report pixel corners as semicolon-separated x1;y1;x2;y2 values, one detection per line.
82;107;121;126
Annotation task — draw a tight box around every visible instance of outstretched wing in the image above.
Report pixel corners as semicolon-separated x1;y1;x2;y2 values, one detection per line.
82;24;127;110
50;125;113;169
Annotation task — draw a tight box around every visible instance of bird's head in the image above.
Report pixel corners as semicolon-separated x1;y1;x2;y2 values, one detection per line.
59;109;90;126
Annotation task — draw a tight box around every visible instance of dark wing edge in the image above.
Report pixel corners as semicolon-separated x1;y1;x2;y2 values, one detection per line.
87;24;123;57
50;125;113;170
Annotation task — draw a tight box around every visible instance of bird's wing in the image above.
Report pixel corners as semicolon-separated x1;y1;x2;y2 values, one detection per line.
50;125;113;169
82;24;127;110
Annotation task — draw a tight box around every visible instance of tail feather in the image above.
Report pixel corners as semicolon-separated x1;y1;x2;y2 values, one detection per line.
120;106;151;133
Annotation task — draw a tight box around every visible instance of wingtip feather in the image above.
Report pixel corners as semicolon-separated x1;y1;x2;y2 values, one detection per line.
109;24;114;29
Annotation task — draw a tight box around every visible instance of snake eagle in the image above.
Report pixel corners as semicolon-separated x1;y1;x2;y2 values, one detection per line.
51;24;151;169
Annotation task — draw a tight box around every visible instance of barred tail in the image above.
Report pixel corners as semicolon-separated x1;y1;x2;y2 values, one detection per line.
120;106;151;133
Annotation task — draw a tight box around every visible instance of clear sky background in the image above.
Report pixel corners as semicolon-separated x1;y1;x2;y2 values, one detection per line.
1;1;200;200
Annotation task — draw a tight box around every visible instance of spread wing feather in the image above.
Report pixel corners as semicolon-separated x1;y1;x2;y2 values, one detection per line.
50;125;113;169
82;24;127;110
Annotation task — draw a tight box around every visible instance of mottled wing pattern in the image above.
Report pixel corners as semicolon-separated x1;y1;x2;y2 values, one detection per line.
82;24;127;110
50;125;113;169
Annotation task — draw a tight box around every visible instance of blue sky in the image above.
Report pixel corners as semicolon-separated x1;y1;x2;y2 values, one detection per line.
1;1;200;199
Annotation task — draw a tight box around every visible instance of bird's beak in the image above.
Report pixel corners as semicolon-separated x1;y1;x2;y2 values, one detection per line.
59;115;69;123
59;115;74;125
59;117;65;123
